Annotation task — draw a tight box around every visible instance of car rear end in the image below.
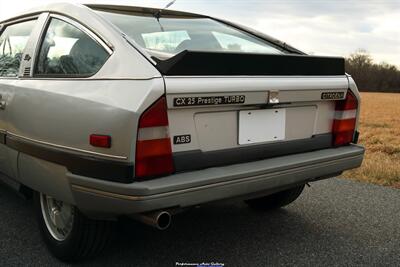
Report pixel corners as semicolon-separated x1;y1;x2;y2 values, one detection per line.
71;6;365;216
152;74;361;178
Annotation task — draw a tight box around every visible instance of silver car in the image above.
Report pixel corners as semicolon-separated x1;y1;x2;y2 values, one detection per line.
0;3;364;261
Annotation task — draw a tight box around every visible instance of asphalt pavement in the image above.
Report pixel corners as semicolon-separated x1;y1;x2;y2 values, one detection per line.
0;178;399;266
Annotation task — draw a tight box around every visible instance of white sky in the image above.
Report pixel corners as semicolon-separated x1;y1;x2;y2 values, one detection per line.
1;0;399;67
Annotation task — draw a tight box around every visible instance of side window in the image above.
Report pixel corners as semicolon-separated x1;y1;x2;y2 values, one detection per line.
35;18;109;77
0;20;37;77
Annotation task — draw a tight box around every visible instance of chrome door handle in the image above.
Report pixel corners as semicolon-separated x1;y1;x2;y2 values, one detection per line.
0;95;6;110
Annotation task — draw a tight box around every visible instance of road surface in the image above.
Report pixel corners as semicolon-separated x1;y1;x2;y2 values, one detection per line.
0;178;399;266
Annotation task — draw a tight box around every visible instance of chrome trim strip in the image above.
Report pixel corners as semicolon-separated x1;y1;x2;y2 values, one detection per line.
165;75;349;79
0;15;40;27
72;185;143;200
7;132;127;160
27;13;114;80
16;76;161;81
29;12;50;79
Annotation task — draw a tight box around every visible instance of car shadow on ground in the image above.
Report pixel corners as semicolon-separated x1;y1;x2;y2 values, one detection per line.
89;200;347;266
1;182;398;266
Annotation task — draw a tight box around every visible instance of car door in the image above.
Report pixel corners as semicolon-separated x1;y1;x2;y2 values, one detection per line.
0;16;43;180
9;14;113;155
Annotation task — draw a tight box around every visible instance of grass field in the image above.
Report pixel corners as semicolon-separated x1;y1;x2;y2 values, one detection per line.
342;92;400;188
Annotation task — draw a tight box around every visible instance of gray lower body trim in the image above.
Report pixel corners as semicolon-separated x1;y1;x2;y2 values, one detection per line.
69;145;364;216
173;134;332;172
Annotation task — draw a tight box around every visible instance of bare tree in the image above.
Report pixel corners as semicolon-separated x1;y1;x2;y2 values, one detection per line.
345;50;400;92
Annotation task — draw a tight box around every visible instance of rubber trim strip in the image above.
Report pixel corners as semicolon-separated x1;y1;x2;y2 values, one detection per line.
173;134;333;173
7;132;127;160
4;133;134;183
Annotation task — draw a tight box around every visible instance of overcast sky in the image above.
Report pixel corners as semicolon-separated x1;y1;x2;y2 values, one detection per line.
1;0;399;67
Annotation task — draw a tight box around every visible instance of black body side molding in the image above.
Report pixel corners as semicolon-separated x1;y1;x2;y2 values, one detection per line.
3;132;333;183
5;135;134;183
173;134;333;173
153;51;345;76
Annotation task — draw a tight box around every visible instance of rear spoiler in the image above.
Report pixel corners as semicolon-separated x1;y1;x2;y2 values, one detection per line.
153;50;345;76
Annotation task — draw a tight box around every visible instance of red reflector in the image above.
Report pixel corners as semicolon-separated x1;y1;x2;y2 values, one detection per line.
335;91;358;111
135;138;174;177
90;134;111;148
139;97;169;128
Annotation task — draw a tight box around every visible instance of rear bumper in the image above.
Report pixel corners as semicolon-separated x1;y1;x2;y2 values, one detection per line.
69;145;364;217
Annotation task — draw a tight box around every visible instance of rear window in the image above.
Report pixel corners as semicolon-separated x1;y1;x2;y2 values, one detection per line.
95;10;284;58
142;30;190;53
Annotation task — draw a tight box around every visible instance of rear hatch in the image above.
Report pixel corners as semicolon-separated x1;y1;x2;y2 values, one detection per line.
161;51;350;172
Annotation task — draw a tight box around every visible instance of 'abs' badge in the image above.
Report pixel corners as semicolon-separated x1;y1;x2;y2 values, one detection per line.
173;135;191;145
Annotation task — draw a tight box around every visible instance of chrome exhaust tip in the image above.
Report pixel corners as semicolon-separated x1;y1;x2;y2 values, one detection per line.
155;211;171;230
132;210;172;230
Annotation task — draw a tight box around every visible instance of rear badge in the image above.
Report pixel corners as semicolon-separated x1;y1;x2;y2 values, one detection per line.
321;92;345;100
173;95;245;107
173;135;191;145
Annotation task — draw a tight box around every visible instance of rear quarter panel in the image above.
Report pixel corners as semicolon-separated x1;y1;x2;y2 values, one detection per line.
0;4;165;201
7;78;164;161
3;77;164;203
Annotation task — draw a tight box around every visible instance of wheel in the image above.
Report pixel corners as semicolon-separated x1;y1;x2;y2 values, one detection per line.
34;192;113;262
245;184;305;211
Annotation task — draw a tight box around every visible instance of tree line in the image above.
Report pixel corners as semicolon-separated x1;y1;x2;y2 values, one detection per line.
345;50;400;92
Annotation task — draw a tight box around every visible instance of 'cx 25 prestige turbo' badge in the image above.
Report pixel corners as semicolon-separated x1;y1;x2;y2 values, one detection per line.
173;95;245;107
321;92;345;100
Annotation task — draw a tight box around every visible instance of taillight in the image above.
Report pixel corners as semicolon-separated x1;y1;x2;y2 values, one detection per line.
135;96;174;179
332;90;358;146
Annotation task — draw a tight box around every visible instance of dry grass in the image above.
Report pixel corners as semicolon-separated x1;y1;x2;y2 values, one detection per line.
341;92;400;188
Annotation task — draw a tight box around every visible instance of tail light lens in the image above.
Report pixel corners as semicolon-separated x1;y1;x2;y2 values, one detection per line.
332;90;358;146
135;96;174;179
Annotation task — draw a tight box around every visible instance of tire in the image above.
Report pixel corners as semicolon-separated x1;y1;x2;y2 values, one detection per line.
245;184;305;211
34;192;113;262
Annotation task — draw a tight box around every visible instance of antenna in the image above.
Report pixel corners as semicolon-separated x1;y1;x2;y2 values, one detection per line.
155;0;177;19
154;0;177;32
164;0;177;9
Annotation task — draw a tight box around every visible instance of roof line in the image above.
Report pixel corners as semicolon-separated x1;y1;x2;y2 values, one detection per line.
85;4;206;18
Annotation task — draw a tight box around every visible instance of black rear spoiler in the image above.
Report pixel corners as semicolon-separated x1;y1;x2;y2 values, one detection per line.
153;50;345;76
